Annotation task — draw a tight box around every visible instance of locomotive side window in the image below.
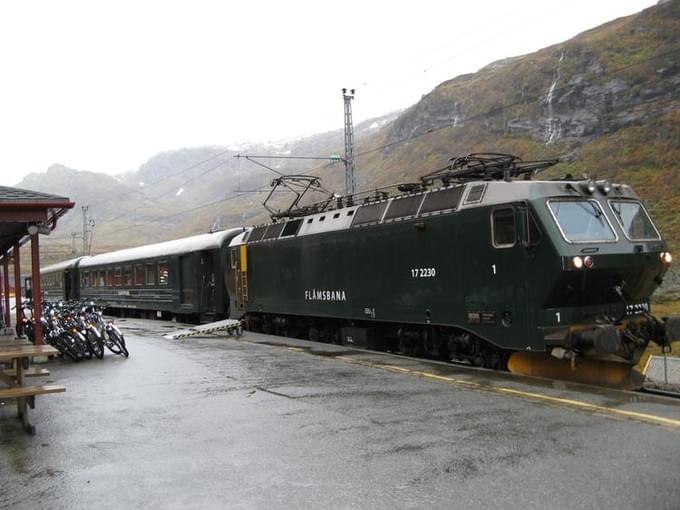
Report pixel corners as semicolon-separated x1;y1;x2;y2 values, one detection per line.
281;219;302;237
352;202;388;227
384;194;424;221
608;200;661;241
262;222;285;240
548;200;617;243
492;208;516;248
158;262;169;285
419;186;464;215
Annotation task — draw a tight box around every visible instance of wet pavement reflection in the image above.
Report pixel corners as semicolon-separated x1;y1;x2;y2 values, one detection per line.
1;318;679;509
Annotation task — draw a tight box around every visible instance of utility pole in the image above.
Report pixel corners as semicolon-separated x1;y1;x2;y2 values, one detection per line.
342;88;357;196
71;232;78;254
81;206;95;255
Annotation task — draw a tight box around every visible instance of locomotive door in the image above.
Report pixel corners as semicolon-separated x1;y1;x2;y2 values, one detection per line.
489;205;531;343
231;245;248;312
199;251;215;311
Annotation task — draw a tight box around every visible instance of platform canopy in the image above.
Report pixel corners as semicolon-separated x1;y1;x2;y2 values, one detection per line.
0;185;74;256
0;185;74;342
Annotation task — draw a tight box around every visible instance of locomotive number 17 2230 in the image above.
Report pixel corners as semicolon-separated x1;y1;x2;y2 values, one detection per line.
410;267;437;278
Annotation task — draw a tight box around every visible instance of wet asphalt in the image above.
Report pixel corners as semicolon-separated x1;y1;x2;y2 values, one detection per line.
1;318;680;510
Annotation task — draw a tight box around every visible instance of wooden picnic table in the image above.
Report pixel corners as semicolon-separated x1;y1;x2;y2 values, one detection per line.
0;343;65;434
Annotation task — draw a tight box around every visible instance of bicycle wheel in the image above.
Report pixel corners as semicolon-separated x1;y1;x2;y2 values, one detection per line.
73;331;92;360
86;329;104;359
105;328;129;357
58;332;85;361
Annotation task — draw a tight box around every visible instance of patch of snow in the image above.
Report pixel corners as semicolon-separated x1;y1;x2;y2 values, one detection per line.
139;181;145;187
176;187;184;197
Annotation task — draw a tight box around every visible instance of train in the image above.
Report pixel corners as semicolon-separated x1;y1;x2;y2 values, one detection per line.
40;153;679;388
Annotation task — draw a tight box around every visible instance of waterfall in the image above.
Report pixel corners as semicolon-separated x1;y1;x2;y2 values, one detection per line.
544;51;564;144
452;101;462;127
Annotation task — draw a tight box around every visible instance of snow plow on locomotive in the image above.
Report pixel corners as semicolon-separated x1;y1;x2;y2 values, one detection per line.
227;153;680;389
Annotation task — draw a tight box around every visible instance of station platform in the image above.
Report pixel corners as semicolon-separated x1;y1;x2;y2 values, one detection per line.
2;318;679;509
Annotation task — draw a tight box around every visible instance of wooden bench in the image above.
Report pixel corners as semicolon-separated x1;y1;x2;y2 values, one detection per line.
3;367;50;378
0;384;65;434
0;384;65;399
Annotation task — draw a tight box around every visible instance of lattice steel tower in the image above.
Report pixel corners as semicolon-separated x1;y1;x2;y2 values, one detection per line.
342;88;357;195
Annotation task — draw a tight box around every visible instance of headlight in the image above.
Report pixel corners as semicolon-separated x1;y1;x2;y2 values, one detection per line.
583;256;594;269
572;256;584;270
579;180;596;194
661;252;673;265
596;180;611;194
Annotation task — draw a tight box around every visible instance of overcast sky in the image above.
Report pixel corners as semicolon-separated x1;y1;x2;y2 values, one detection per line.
0;0;657;185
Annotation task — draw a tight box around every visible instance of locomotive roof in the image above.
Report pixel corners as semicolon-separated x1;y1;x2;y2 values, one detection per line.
238;178;640;245
78;228;243;268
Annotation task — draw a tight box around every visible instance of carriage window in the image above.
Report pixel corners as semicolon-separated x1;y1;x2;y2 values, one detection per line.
146;264;156;285
114;267;122;287
158;262;169;285
548;200;616;243
608;200;660;241
492;208;516;248
107;269;114;287
123;266;133;286
134;265;145;286
90;271;97;287
98;271;106;287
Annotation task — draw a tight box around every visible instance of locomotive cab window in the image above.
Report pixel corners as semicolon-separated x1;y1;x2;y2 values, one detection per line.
492;208;516;248
548;199;617;243
608;199;661;241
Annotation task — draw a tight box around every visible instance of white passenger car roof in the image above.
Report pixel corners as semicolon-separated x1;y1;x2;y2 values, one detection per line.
79;228;243;268
41;257;88;274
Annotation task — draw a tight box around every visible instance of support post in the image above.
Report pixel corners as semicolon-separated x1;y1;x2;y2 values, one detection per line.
30;233;43;345
13;244;22;331
2;257;10;327
342;88;357;196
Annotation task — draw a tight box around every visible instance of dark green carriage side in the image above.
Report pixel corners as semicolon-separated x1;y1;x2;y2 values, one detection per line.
40;257;85;302
76;229;242;322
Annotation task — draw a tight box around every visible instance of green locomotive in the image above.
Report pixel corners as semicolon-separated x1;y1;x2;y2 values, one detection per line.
227;153;679;387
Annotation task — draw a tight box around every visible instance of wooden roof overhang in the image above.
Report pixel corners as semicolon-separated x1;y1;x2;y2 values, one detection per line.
0;186;75;257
